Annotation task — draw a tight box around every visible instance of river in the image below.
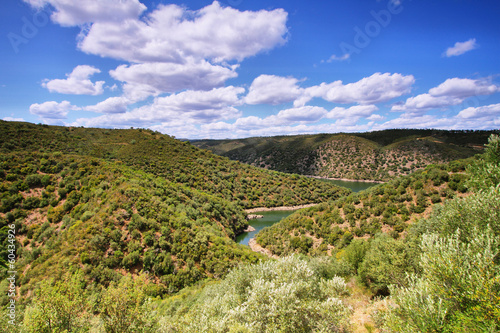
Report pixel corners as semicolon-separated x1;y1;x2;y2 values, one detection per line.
236;179;377;245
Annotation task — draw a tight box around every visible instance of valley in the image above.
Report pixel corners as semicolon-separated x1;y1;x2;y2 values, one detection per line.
0;121;499;332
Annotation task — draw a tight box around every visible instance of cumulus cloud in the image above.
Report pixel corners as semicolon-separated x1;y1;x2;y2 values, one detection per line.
276;106;328;123
367;114;385;121
326;105;378;119
29;100;80;119
391;94;462;112
457;103;500;119
153;86;244;112
3;117;25;122
444;38;478;57
393;77;499;113
245;75;304;105
42;65;105;95
84;97;130;114
23;0;147;26
110;60;238;94
295;73;415;107
76;86;244;128
78;1;288;64
429;78;498;98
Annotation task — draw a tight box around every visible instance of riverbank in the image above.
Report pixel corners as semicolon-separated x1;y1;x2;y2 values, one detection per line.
245;203;318;214
306;175;385;184
248;238;277;258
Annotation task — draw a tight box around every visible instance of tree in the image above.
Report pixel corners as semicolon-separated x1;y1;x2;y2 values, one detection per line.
23;272;90;333
99;274;159;333
358;235;420;295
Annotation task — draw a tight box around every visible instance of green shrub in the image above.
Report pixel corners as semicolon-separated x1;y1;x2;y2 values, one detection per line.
380;229;500;332
358;235;420;295
160;255;352;332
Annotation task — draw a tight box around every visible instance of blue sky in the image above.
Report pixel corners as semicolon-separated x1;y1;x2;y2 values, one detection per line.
1;0;499;139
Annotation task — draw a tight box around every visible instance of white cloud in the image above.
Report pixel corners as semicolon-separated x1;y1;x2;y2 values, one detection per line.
391;93;462;112
326;105;378;119
42;65;105;95
444;38;478;57
3;117;25;122
367;114;385;121
84;97;130;114
110;60;238;94
429;78;498;98
326;53;351;62
375;114;456;130
122;83;161;102
245;75;304;105
457;103;500;119
276;106;328;123
154;86;244;112
23;0;147;26
29;100;80;119
295;73;415;107
75;86;244;128
77;1;288;64
393;77;499;113
199;120;375;140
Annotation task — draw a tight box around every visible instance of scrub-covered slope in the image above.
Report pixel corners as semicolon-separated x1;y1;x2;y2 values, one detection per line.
193;129;496;181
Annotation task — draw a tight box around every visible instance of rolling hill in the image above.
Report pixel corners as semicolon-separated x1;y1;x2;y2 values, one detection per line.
0;121;349;299
193;129;498;181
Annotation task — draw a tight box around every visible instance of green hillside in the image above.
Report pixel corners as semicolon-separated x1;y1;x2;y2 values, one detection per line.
3;135;498;333
0;121;349;300
193;129;497;181
1;120;498;332
0;121;349;209
255;158;473;257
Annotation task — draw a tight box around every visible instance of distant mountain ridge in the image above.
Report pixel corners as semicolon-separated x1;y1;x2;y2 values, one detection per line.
192;129;498;181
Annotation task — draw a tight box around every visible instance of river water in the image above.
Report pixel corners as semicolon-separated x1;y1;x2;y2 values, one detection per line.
236;179;377;245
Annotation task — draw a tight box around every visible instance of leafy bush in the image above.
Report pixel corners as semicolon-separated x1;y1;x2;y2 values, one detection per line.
358;235;420;295
160;255;352;332
380;229;500;332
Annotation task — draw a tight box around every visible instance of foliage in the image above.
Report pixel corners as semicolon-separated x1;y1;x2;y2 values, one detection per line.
158;255;352;332
99;275;159;333
378;134;500;332
0;121;349;209
466;134;500;192
358;235;420;295
193;129;496;181
255;161;472;257
23;271;91;332
380;229;500;332
0;151;263;297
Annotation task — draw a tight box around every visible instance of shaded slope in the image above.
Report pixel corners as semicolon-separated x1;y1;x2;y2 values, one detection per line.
0;121;349;208
193;129;496;181
1;151;262;297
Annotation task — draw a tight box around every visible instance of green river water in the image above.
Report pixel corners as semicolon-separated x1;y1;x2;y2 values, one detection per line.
236;179;377;245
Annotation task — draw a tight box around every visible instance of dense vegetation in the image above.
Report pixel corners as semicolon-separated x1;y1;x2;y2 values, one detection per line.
0;121;348;209
0;151;264;299
378;134;500;332
0;121;350;326
6;136;498;332
256;157;472;258
193;129;497;181
1;119;498;332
